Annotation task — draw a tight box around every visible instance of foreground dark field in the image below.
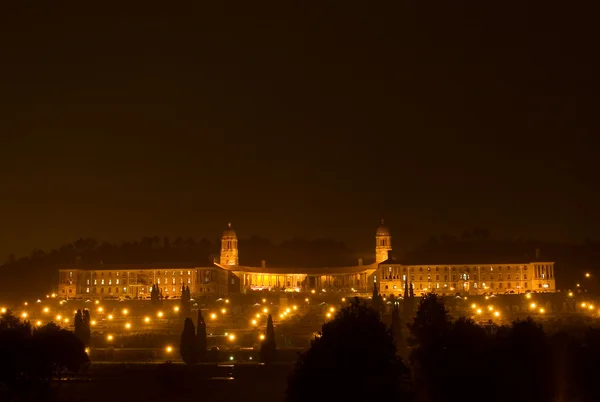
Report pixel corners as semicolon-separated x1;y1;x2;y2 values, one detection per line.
57;363;294;402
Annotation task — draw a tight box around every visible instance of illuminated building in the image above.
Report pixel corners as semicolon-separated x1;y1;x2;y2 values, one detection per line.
376;256;556;297
58;221;556;298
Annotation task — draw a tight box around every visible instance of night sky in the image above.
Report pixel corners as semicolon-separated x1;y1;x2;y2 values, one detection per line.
0;1;597;259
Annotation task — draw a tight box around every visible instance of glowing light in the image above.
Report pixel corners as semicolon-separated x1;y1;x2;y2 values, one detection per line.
107;334;114;341
228;334;236;341
225;299;230;304
173;306;179;312
476;309;482;315
91;320;96;326
36;299;41;303
279;313;284;319
526;293;532;299
577;283;580;287
221;308;227;314
24;302;28;306
329;307;335;313
64;318;69;323
494;311;500;317
539;308;546;314
210;313;217;320
165;346;173;353
262;298;266;303
326;312;332;318
144;316;150;323
21;312;28;318
97;307;104;313
56;315;62;321
341;297;346;302
530;303;537;309
251;319;257;325
122;309;129;315
485;296;489;300
51;293;57;298
36;320;42;326
229;356;234;361
94;300;99;304
586;273;590;278
581;302;587;308
85;347;90;354
255;313;260;318
589;305;595;310
0;307;6;314
263;308;268;314
471;303;477;309
488;306;493;311
568;291;574;297
293;305;297;310
125;322;132;329
157;311;164;318
43;307;50;313
108;314;114;320
259;334;265;340
305;298;309;302
311;289;316;294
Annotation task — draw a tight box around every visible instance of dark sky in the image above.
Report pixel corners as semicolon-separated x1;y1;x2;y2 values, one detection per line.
0;1;597;259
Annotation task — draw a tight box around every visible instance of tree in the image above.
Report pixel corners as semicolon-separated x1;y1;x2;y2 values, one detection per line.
0;313;88;400
180;285;191;317
196;310;207;362
260;314;276;363
74;309;84;343
151;284;160;306
403;280;409;299
371;282;384;315
285;301;409;402
391;302;408;359
180;318;198;364
82;309;91;346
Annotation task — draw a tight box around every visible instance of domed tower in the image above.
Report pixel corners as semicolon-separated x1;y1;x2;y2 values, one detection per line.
220;222;239;266
375;219;392;264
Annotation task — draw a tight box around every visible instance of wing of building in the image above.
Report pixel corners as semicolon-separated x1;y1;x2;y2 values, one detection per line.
58;221;556;299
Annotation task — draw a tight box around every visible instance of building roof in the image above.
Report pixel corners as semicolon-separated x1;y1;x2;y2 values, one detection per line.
58;262;215;271
217;263;378;276
222;222;237;238
376;219;390;236
378;258;554;266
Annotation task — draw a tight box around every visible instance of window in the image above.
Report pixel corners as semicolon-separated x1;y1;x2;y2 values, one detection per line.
419;275;423;281
524;283;528;288
87;279;90;285
419;284;423;289
385;285;389;290
444;275;448;281
436;283;439;289
109;279;112;285
123;287;127;293
101;279;105;285
187;277;191;284
436;275;439;281
101;287;104;293
172;278;175;285
507;282;511;288
108;287;111;293
115;287;118;293
524;274;528;279
158;279;161;284
411;275;414;281
86;287;89;293
188;270;191;275
435;267;439;272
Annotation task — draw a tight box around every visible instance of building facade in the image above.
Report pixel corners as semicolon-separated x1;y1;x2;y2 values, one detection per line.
375;259;556;298
58;221;556;298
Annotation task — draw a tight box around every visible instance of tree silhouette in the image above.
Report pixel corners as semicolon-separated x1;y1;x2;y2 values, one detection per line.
391;302;408;359
285;300;409;402
74;309;84;343
179;318;198;364
260;314;276;363
0;312;88;400
151;284;160;306
82;309;91;346
371;282;384;316
196;310;207;362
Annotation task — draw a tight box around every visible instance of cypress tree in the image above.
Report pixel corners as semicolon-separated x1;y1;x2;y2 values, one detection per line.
82;309;91;346
74;309;84;342
391;302;408;359
403;280;409;299
196;309;207;361
180;317;199;364
260;314;277;363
